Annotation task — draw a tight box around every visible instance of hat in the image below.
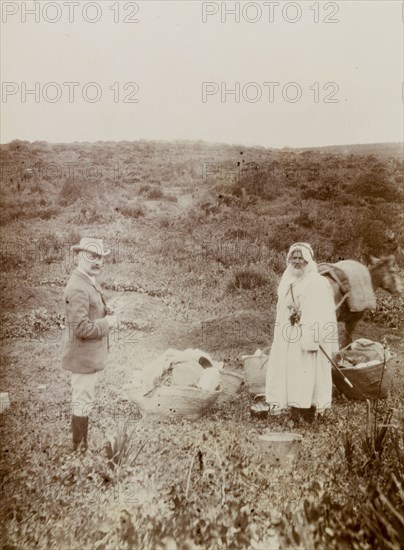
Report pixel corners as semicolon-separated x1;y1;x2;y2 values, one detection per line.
71;237;110;257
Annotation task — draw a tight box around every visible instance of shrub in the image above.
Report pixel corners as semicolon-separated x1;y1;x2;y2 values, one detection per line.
351;168;401;202
333;192;357;207
0;308;64;339
146;187;164;200
294;209;315;228
367;473;404;549
266;223;310;254
0;197;61;225
0;246;26;271
105;422;149;479
302;183;337;201
118;202;146;219
34;233;66;263
138;183;150;195
8;139;29;151
227;267;267;291
161;193;178;203
65;198;117;224
158;214;171;228
64;228;82;247
30;179;44;194
59;178;85;205
179;205;210;231
238;171;278;200
225;228;250;239
280;401;404;550
355;206;402;258
364;294;404;328
38;206;60;220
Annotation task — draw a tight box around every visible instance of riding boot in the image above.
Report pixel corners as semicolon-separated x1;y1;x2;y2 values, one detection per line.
72;415;88;452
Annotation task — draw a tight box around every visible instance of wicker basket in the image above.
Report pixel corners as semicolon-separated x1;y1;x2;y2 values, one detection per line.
243;347;270;396
128;384;222;421
216;371;244;405
332;358;394;400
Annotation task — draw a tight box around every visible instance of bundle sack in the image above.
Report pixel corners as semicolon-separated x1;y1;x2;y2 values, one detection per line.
332;339;394;400
125;348;224;420
170;361;204;386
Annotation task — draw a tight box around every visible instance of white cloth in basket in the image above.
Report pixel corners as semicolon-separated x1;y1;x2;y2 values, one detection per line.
140;348;223;394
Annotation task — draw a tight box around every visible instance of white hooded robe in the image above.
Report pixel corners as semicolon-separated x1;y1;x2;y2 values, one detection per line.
265;262;338;412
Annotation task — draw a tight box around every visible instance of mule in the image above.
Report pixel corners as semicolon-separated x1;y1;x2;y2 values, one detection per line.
322;255;403;348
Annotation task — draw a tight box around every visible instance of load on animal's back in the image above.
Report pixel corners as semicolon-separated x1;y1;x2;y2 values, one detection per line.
319;255;402;347
318;260;376;314
333;260;376;311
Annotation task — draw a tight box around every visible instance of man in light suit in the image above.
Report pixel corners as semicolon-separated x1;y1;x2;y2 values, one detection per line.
62;237;117;451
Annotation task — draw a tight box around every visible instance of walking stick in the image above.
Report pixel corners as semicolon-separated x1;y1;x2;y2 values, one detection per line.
319;344;354;389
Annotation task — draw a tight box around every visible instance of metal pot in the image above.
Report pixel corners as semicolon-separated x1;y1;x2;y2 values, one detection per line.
258;432;303;467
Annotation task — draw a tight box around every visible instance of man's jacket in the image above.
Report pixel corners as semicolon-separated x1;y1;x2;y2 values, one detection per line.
62;269;110;374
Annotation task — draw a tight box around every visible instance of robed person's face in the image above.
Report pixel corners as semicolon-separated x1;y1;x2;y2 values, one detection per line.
289;250;308;278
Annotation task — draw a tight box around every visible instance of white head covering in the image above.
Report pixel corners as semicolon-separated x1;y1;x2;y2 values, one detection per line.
286;242;315;265
278;242;318;297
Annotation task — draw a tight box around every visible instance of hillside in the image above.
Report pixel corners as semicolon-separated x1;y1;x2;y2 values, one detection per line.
1;139;404;549
1;137;403;327
1;139;403;263
295;141;403;159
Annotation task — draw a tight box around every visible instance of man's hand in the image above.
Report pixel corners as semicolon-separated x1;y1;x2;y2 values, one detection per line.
106;314;118;328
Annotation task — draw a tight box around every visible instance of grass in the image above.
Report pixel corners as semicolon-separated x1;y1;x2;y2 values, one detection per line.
227;266;268;291
117;201;146;219
0;139;403;549
146;186;164;200
105;421;149;479
1;339;402;548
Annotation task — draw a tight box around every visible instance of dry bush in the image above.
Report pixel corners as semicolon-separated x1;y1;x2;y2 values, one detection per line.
227;266;268;291
0;246;26;271
146;187;164;200
161;193;178;203
294;209;316;229
66;198;117;224
178;204;211;232
137;183;150;195
64;228;82;246
266;222;311;254
117;202;146;219
364;293;404;328
158;214;171;228
59;178;86;205
0;197;61;226
351;167;402;202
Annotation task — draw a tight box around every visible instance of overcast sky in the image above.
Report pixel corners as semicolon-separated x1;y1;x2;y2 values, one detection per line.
1;0;403;148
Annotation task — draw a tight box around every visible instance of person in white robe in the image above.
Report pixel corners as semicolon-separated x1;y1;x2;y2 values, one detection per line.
265;243;338;416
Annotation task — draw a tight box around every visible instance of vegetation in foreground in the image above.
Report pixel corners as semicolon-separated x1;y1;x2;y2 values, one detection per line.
0;139;403;549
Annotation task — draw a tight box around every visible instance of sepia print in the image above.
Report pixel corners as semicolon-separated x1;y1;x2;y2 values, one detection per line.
1;2;403;548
